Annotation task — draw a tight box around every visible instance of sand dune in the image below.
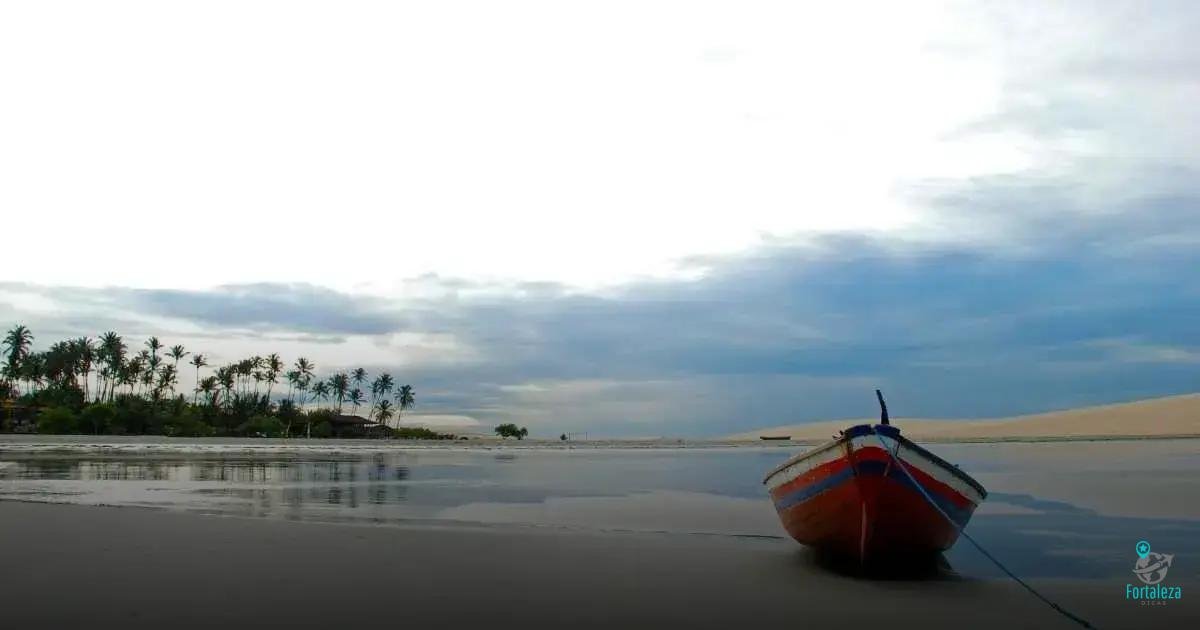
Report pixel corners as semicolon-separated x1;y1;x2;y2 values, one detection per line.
727;393;1200;442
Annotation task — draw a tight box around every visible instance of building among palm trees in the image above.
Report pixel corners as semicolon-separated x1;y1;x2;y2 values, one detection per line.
327;414;386;438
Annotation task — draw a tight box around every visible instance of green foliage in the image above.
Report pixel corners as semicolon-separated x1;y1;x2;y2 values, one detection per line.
2;324;424;440
494;423;529;440
237;414;285;438
80;404;116;434
391;426;455;440
37;407;79;434
310;420;333;438
162;407;215;437
25;384;85;411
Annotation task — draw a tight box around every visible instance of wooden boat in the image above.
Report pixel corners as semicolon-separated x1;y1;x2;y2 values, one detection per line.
759;435;791;441
763;390;986;560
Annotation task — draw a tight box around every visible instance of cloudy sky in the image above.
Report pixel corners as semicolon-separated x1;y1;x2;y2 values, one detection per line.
2;1;1197;436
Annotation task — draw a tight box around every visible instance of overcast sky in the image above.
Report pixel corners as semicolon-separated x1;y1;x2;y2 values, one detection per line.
2;1;1197;436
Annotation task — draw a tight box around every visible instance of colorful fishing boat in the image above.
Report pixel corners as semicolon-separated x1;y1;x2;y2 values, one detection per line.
763;390;986;560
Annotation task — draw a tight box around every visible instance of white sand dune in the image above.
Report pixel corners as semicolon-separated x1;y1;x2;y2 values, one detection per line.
727;393;1200;442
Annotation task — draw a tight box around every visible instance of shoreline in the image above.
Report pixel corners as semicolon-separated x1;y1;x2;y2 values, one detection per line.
2;500;1193;629
2;433;1200;456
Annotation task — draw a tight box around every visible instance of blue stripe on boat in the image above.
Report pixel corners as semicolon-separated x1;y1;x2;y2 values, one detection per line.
772;459;972;527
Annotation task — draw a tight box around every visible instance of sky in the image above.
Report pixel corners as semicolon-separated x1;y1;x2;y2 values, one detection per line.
1;1;1197;436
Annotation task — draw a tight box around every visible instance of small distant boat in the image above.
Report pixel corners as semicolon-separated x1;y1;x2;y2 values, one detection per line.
759;435;791;441
763;390;986;560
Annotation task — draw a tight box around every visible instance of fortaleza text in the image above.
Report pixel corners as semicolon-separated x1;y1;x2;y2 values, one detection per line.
1125;584;1182;600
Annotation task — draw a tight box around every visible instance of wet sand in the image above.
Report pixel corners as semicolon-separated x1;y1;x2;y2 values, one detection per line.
1;501;1194;629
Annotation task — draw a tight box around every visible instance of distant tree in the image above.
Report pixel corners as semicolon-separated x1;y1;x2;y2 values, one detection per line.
494;423;529;440
349;388;365;416
2;324;34;395
310;381;330;410
395;384;415;424
371;372;394;408
560;433;567;441
167;344;188;372
188;354;208;404
264;353;284;402
295;358;314;407
198;376;218;407
329;373;350;413
145;337;162;365
374;399;394;427
351;368;368;395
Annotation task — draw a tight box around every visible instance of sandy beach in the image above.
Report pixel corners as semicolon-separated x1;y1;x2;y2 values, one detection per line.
729;393;1200;442
0;500;1192;629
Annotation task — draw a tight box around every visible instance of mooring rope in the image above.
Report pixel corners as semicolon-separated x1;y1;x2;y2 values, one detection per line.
869;430;1097;629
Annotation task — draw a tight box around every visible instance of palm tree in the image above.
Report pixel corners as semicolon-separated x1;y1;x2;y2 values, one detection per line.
21;353;46;394
310;381;330;410
156;364;177;399
285;369;301;404
351;367;367;396
375;399;394;427
189;354;208;404
198;376;218;407
98;332;126;402
371;373;394;408
122;355;141;397
146;337;162;363
348;388;365;416
75;337;96;400
294;357;314;408
2;325;34;394
168;344;188;372
264;353;283;403
143;353;161;399
395;384;415;425
329;373;349;414
217;366;235;410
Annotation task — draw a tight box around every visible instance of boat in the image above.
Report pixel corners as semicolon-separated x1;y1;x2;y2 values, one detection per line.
759;435;791;441
763;390;986;560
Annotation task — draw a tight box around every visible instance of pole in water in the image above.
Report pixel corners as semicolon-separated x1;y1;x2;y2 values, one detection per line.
875;389;890;425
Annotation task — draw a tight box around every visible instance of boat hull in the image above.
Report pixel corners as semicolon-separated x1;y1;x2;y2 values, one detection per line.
764;424;986;560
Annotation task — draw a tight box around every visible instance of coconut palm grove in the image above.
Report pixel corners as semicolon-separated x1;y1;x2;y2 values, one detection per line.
0;324;440;439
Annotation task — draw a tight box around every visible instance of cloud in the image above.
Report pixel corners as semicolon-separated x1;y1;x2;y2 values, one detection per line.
4;210;1199;435
0;282;401;337
3;2;1199;435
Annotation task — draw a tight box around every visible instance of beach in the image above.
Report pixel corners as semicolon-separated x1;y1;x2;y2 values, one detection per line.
1;436;1198;628
1;500;1193;630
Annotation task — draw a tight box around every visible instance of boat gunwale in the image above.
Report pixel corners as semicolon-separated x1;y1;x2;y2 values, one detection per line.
762;424;987;499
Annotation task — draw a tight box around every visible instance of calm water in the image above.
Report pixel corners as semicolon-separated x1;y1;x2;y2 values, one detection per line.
2;437;1198;580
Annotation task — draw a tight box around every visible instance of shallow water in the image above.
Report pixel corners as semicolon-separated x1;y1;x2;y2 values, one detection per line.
1;436;1197;580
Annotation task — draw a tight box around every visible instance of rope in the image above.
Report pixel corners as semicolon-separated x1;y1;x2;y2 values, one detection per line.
869;430;1097;629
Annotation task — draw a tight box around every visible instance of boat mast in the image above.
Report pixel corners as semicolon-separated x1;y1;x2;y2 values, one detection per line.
875;389;890;425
